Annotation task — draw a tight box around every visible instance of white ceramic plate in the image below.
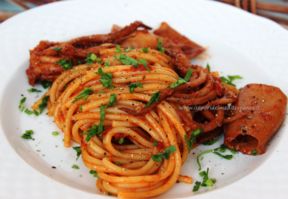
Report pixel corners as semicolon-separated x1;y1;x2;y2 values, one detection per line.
0;0;287;198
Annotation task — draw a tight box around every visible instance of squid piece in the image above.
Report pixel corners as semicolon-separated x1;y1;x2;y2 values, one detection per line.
224;84;287;155
154;22;205;59
26;21;151;85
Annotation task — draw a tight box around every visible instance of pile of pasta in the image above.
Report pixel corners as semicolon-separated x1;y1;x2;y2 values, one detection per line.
43;46;238;198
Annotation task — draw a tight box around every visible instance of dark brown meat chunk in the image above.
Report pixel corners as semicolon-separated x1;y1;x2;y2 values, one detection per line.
224;84;287;155
154;22;205;59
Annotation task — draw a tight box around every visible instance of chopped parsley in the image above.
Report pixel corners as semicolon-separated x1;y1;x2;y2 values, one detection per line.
206;64;211;72
251;149;258;156
116;54;138;67
193;168;216;192
24;109;35;115
220;75;242;86
193;181;201;192
85;105;106;141
152;145;176;162
115;45;122;53
145;92;160;107
72;164;80;169
19;95;48;116
73;88;93;102
73;146;82;160
52;131;60;136
138;58;150;71
118;137;125;144
142;47;149;53
53;47;62;52
57;59;73;70
185;128;202;151
21;130;34;140
138;59;147;67
85;125;99;142
19;96;27;112
128;82;143;93
104;60;110;67
86;53;102;64
37;96;49;114
197;145;236;170
84;94;116;142
107;94;117;107
40;80;52;89
98;68;113;88
156;39;165;53
170;68;193;88
89;170;98;177
27;88;42;93
115;54;150;70
19;96;36;115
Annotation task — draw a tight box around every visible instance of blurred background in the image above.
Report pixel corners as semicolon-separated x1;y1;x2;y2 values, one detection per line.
0;0;287;28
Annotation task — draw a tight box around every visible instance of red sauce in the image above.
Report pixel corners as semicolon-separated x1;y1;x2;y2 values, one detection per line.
113;133;126;139
214;77;224;96
156;141;165;151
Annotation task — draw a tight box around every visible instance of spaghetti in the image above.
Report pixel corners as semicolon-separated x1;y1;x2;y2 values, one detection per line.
27;21;287;198
38;45;238;198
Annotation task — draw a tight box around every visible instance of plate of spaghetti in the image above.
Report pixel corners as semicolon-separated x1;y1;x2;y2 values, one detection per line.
0;0;287;199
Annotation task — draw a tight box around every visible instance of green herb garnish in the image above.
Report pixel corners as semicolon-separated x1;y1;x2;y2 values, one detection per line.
118;137;125;144
138;58;150;71
170;68;192;88
220;75;242;86
193;168;216;192
115;45;122;53
104;60;110;67
27;88;42;93
73;146;81;160
85;105;106;141
156;39;165;53
185;128;201;151
52;131;59;136
85;125;99;142
40;80;52;89
142;47;149;53
72;164;80;169
89;170;98;177
57;59;73;70
73;88;93;102
21;130;34;140
251;149;258;156
146;92;160;107
24;109;35;115
116;54;139;67
206;64;211;72
196;144;236;170
19;96;27;112
193;181;201;192
152;145;176;162
107;94;117;107
53;47;62;52
98;68;113;88
128;82;143;93
86;53;102;64
37;96;49;114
